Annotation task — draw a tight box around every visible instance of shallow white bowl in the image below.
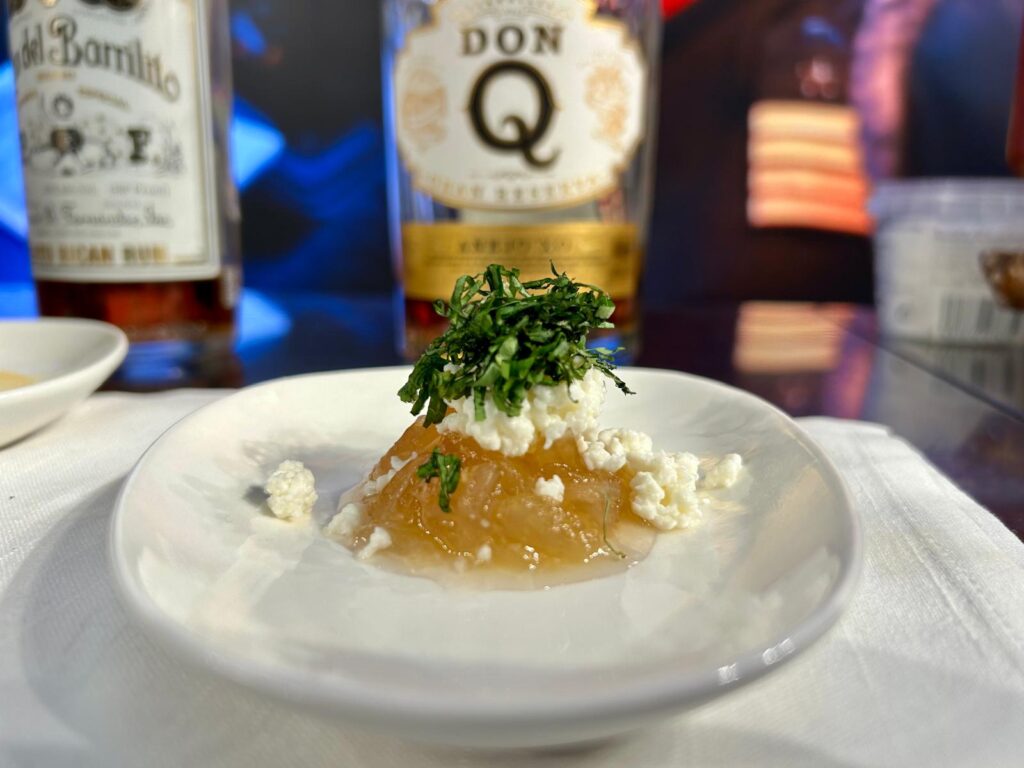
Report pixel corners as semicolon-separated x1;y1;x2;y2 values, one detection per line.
111;367;861;748
0;319;128;448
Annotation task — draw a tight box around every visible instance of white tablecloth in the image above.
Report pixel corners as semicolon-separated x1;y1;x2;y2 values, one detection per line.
1;392;1022;768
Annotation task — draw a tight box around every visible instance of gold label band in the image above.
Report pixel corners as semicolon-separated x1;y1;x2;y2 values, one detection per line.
401;222;643;300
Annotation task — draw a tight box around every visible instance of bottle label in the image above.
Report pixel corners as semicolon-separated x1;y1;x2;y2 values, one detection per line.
394;0;648;211
8;0;220;283
402;222;642;300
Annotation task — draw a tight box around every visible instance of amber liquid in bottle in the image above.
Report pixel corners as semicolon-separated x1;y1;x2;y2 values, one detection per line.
37;275;240;389
36;279;233;342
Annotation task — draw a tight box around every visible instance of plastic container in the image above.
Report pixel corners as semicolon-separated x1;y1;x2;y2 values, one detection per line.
871;179;1024;345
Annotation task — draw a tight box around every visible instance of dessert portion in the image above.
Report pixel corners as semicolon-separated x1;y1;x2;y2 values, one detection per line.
0;371;34;392
318;265;745;584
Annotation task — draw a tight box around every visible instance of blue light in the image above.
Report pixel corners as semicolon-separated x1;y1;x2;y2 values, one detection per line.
0;63;27;240
0;282;35;317
238;289;292;349
801;17;845;47
230;105;286;190
231;12;268;57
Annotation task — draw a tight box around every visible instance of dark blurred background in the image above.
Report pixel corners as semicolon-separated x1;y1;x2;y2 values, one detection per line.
1;0;1022;309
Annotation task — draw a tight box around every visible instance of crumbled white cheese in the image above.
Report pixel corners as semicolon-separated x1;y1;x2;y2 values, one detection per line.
363;453;416;497
628;451;702;531
438;367;606;457
264;460;318;520
701;453;743;490
476;544;493;563
534;474;565;502
358;526;393;560
576;428;654;473
577;429;703;530
325;502;363;539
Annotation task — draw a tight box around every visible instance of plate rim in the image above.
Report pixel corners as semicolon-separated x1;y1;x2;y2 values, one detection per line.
0;318;128;405
109;366;863;727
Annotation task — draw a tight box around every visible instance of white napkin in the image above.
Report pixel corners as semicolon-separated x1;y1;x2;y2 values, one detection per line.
0;393;1021;768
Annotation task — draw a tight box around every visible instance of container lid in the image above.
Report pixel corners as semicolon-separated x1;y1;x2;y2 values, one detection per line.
870;178;1024;225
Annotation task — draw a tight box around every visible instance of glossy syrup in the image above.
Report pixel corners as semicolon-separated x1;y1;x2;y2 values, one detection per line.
336;419;656;589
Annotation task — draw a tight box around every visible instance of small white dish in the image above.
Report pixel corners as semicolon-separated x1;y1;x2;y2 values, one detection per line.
111;368;861;748
0;318;128;448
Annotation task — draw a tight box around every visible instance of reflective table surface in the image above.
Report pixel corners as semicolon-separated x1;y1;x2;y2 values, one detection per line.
3;286;1021;537
231;292;1024;537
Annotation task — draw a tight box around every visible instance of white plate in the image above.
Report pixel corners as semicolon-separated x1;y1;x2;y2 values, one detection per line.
0;319;128;448
111;367;861;748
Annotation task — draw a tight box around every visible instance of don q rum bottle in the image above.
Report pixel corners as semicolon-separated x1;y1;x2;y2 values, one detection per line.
383;0;661;357
7;0;240;385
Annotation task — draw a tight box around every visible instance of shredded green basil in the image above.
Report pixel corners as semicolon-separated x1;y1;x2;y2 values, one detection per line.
398;264;634;428
416;448;462;513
